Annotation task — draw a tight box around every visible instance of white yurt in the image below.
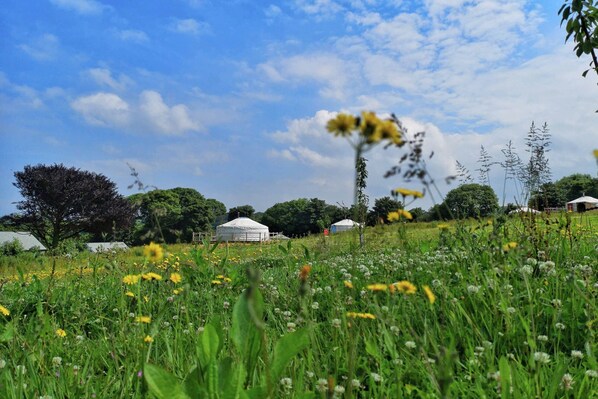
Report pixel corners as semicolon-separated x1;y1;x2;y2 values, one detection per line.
509;206;540;215
86;242;129;253
330;219;360;233
216;217;270;242
566;196;598;212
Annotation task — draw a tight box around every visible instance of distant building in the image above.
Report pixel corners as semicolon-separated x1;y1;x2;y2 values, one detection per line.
0;231;47;251
330;219;360;233
566;196;598;212
86;242;129;253
216;217;270;242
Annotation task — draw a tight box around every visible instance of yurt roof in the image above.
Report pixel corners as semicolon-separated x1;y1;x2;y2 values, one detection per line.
86;242;129;253
218;217;268;229
567;196;598;204
332;219;358;226
0;231;47;251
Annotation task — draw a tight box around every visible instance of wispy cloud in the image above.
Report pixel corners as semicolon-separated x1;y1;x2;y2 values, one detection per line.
113;29;149;43
86;68;133;91
49;0;107;15
170;18;210;35
18;34;60;61
71;92;130;126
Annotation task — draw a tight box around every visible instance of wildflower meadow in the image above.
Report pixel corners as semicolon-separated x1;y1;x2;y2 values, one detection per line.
0;211;597;398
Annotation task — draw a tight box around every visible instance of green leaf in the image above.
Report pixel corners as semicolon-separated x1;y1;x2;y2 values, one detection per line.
498;357;511;399
271;327;310;381
365;337;380;359
144;364;190;399
231;288;264;377
245;387;267;399
0;322;14;342
198;324;221;368
219;358;248;399
183;366;205;398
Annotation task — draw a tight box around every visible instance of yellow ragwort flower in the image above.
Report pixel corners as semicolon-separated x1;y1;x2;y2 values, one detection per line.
375;119;403;146
144;335;154;343
173;289;182;295
143;242;164;263
360;111;382;143
423;285;436;304
142;272;162;281
393;281;417;294
223;277;232;283
388;209;412;221
216;274;225;279
211;280;222;285
0;305;10;316
169;273;182;284
135;316;151;324
122;274;141;285
56;328;67;338
399;209;413;220
387;211;400;222
344;280;353;289
125;291;135;298
326;113;356;137
393;188;424;198
367;283;388;292
502;242;518;252
346;312;376;320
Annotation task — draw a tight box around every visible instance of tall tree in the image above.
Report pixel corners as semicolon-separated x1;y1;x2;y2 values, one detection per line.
521;122;552;205
442;184;499;219
13;164;134;249
559;0;598;79
228;205;255;221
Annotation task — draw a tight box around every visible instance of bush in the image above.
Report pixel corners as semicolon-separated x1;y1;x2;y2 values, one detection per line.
0;238;24;256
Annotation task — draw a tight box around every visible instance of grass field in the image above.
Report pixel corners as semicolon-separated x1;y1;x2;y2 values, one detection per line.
0;211;597;398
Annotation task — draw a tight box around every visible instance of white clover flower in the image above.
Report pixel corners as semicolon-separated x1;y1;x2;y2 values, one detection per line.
306;371;314;378
311;302;319;310
551;299;562;308
585;370;598;378
390;326;399;334
520;265;534;275
561;373;574;390
223;301;230;309
351;379;361;388
537;335;548;342
280;377;292;388
370;372;383;382
286;322;296;332
534;352;550;364
467;285;480;294
331;319;341;328
571;350;584;359
0;359;5;369
316;378;328;392
506;307;516;314
555;323;565;330
405;341;417;349
333;385;345;395
52;357;62;366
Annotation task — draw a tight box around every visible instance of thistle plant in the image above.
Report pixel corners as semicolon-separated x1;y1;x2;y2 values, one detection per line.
326;112;404;246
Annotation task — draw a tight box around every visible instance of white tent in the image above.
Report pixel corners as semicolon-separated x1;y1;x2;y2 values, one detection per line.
330;219;360;233
567;196;598;212
0;231;47;251
86;242;129;253
216;217;270;242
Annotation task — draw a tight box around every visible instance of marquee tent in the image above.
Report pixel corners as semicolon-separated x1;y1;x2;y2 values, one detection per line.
216;217;270;242
330;219;360;233
566;196;598;212
0;231;47;251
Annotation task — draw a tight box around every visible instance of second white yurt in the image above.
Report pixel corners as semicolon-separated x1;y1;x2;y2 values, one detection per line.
216;217;270;242
566;196;598;212
330;219;360;233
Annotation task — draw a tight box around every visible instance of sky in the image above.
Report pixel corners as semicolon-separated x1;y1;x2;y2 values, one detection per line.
1;0;597;216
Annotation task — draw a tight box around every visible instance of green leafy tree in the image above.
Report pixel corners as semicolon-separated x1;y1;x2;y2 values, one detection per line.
443;184;499;219
368;196;403;225
559;0;598;78
528;182;567;210
228;205;255;221
261;199;311;237
13;164;134;249
554;173;598;200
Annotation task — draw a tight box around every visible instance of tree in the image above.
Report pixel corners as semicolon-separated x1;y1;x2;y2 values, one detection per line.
13;164;134;249
555;173;598;200
368;196;402;225
228;205;255;221
521;122;551;206
559;0;598;78
261;198;339;236
528;182;567;210
443;184;499;219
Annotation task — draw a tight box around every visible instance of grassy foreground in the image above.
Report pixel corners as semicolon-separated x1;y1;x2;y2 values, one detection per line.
0;212;597;398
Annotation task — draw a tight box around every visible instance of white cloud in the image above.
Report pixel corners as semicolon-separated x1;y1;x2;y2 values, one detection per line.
18;34;60;61
114;29;149;43
49;0;106;15
264;4;283;19
171;18;210;35
139;90;199;134
71;92;130;126
293;0;343;15
86;68;132;91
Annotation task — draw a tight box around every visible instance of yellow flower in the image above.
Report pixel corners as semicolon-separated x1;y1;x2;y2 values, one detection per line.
360;111;382;142
216;274;225;279
346;312;376;320
173;289;182;295
56;328;67;338
211;280;222;285
594;149;598;158
125;291;135;298
423;285;436;304
223;277;232;283
0;305;10;316
344;280;353;289
393;281;417;294
502;242;518;252
366;284;388;292
144;335;154;343
399;209;413;220
388;209;412;221
387;211;400;222
135;316;151;324
143;242;164;263
122;274;140;285
437;223;449;230
375;119;402;146
142;272;162;281
326;113;356;136
169;273;182;284
393;188;424;198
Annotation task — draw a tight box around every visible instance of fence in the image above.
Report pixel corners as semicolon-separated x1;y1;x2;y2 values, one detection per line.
192;231;284;243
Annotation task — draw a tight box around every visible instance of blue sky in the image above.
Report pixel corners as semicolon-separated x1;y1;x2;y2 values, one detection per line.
1;0;596;216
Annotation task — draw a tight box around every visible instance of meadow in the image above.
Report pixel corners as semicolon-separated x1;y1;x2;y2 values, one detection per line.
0;212;597;398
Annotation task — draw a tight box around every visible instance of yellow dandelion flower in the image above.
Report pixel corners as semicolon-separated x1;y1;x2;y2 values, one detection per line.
359;111;382;142
594;149;598;158
326;113;356;137
502;242;518;252
387;211;400;222
122;274;140;285
143;295;149;303
366;284;388;292
216;274;225;279
56;328;67;338
392;188;424;198
144;335;154;343
344;280;353;289
173;289;182;295
169;273;182;284
125;291;135;298
399;209;413;220
143;242;164;263
423;285;436;304
388;209;412;221
142;272;162;281
346;312;376;320
223;277;232;283
375;119;402;145
135;316;151;324
393;281;417;294
211;280;222;285
0;305;10;316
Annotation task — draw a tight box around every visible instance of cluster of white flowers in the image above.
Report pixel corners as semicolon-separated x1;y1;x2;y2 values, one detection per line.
534;352;551;364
